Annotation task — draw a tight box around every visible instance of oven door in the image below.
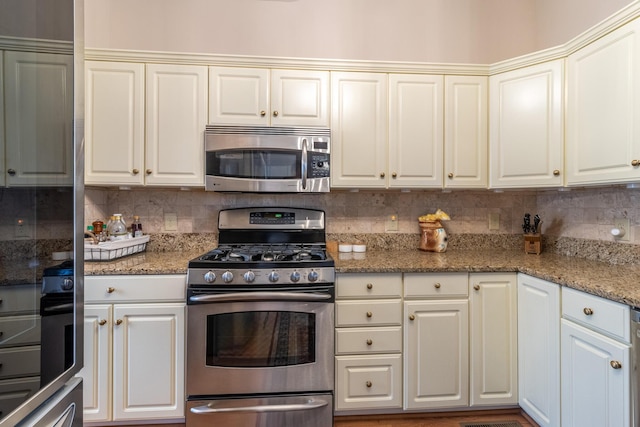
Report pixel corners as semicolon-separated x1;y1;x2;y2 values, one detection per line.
186;296;334;396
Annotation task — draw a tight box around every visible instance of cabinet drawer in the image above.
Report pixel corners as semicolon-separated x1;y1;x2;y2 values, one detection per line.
336;300;402;327
562;287;630;342
404;273;468;298
335;354;402;411
335;327;402;354
0;315;40;347
0;346;40;379
336;274;402;299
85;275;186;303
0;285;39;314
0;377;40;417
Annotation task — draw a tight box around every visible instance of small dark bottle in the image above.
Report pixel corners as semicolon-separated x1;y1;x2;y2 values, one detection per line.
131;215;143;237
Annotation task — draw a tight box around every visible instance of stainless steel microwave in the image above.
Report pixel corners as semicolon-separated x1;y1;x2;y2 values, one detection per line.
205;125;331;193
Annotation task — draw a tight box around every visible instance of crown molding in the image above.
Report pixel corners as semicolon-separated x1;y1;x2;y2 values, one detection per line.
0;36;73;54
85;0;640;76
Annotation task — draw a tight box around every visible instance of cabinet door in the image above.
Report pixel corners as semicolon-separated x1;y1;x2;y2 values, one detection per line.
517;274;560;427
331;72;388;188
209;66;269;126
388;74;443;188
561;319;630;427
566;18;640;186
85;61;145;186
270;69;329;127
444;75;488;189
80;304;112;422
146;64;207;186
404;300;469;409
469;273;518;406
489;60;564;188
4;51;74;186
0;52;4;187
112;303;185;421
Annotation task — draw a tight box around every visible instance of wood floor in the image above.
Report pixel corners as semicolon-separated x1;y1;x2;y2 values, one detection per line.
118;409;538;427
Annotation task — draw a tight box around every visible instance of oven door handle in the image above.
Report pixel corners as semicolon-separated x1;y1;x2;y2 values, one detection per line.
189;291;332;303
190;397;329;414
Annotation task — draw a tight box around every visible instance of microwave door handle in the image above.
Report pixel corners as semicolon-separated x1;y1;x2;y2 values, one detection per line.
190;397;329;414
189;291;331;303
301;138;308;190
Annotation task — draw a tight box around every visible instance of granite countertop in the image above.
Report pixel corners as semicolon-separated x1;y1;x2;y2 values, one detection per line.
84;249;640;308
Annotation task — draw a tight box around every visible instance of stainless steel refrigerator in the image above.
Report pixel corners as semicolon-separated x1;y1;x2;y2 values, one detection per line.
0;0;84;425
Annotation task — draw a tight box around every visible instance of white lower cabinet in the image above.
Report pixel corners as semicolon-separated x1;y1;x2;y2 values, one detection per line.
80;275;186;424
404;273;469;410
335;273;403;411
561;287;631;427
517;274;560;427
469;273;518;407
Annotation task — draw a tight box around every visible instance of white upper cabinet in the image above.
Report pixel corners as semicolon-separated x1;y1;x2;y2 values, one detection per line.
489;59;564;188
388;74;444;188
209;67;329;127
85;61;207;187
444;75;488;189
566;17;640;186
4;51;74;187
85;61;145;186
145;63;207;186
331;71;388;188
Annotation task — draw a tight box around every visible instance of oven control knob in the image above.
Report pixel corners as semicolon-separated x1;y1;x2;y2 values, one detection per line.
290;271;301;282
204;271;216;283
222;271;234;283
243;271;256;283
308;270;319;282
61;277;74;291
268;271;280;283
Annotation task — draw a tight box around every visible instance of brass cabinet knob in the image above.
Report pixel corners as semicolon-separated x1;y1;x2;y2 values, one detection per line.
409;314;415;321
273;111;279;117
473;284;480;291
632;160;640;167
366;311;373;318
553;169;560;176
583;307;594;316
366;339;373;346
434;283;441;289
610;360;622;369
380;172;386;178
98;319;107;326
132;168;140;175
107;287;115;293
366;381;372;388
7;169;16;176
448;173;454;179
366;283;373;290
115;319;123;325
392;172;397;178
146;169;152;175
260;110;266;116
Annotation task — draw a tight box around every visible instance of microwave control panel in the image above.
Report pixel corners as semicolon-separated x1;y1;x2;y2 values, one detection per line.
308;153;330;178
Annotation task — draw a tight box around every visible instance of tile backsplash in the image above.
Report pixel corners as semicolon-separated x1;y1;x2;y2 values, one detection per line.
85;185;640;245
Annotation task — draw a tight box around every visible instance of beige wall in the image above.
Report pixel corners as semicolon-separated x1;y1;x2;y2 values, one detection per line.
84;0;635;64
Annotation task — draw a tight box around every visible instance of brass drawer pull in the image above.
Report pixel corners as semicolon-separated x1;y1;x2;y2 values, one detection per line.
107;287;115;293
583;307;594;316
610;360;622;369
434;283;441;289
409;314;415;321
366;311;373;318
366;283;373;290
473;284;480;291
366;339;373;346
98;319;107;326
115;319;123;325
366;381;372;388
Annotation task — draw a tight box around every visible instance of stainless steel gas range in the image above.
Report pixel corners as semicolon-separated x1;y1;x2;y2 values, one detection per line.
185;207;335;427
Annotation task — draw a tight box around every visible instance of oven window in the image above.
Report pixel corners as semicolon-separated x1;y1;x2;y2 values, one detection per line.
207;150;301;179
206;311;315;367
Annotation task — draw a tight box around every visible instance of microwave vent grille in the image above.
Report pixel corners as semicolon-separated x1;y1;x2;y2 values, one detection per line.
206;125;330;138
